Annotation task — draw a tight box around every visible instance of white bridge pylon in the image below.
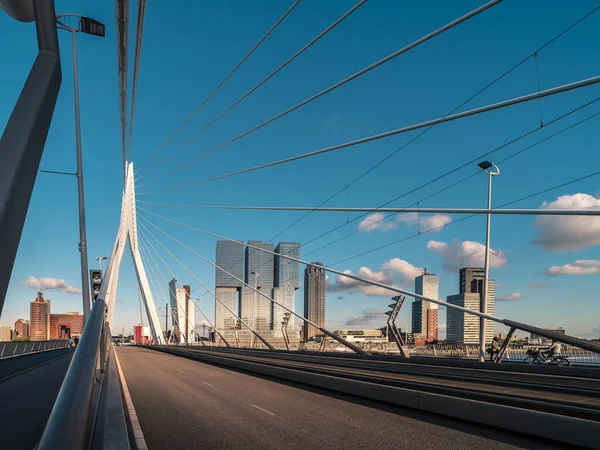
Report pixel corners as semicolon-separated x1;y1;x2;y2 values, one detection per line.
98;162;165;344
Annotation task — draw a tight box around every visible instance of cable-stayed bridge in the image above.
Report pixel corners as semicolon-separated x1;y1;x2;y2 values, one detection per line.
1;1;600;449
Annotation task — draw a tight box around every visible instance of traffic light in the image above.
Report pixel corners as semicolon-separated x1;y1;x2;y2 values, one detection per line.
235;319;242;330
89;270;102;300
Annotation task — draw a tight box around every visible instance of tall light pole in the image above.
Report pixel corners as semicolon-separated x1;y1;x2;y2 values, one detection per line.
95;256;108;272
477;161;500;362
56;14;105;323
250;271;260;348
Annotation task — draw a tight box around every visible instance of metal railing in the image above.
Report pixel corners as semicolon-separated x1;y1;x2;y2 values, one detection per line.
0;339;69;358
37;298;111;449
410;343;600;366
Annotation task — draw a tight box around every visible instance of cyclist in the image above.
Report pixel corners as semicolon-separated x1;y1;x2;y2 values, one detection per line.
541;340;561;363
488;336;500;362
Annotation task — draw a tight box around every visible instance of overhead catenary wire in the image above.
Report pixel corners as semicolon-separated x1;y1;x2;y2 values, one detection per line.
127;0;147;162
138;75;600;194
139;227;231;347
137;0;367;180
136;0;503;186
136;0;303;173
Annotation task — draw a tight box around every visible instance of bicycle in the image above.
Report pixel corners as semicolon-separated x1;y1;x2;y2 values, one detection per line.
523;349;571;367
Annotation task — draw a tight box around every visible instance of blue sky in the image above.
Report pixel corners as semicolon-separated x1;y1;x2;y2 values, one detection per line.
1;0;599;339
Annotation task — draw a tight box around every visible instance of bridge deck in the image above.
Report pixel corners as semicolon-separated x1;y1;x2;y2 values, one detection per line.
116;346;565;449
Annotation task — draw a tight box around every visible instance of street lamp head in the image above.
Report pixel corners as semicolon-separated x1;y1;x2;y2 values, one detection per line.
477;161;500;176
251;271;261;277
96;256;108;261
80;17;105;37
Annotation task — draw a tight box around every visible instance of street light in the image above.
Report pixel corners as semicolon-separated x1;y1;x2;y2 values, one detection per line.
250;271;260;348
55;13;105;324
477;160;500;362
95;256;108;272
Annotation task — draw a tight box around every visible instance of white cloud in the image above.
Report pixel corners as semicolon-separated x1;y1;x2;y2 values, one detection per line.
497;292;522;301
357;213;396;232
382;258;423;281
533;193;600;252
22;276;82;295
397;213;452;232
334;258;423;296
427;240;507;272
546;260;600;276
357;212;452;233
344;309;387;326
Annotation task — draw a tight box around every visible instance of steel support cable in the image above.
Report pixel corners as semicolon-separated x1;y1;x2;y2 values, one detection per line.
136;103;600;296
139;5;600;294
137;0;366;181
145;98;600;295
140;167;600;311
137;97;600;266
138;214;368;354
116;0;130;176
137;220;275;350
139;227;230;347
136;0;303;173
136;0;503;187
139;235;196;345
127;0;147;162
138;4;600;287
138;74;600;194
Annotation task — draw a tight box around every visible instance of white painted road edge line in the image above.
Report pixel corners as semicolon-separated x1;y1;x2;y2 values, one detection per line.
251;404;275;416
114;348;149;450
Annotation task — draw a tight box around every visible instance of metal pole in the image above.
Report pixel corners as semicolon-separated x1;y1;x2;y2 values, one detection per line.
480;171;493;362
70;29;91;323
165;302;168;344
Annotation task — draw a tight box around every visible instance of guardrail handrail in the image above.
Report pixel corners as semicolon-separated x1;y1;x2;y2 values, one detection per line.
37;298;108;449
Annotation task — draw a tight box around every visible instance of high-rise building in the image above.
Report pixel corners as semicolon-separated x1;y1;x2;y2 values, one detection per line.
274;242;300;289
169;279;195;343
14;319;30;339
215;240;244;287
273;242;300;337
304;263;326;342
215;287;238;340
273;287;295;337
50;312;84;339
411;272;439;341
447;268;495;344
30;291;50;341
0;326;12;342
244;241;275;331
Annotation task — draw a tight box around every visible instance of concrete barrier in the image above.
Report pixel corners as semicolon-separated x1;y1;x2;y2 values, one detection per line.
153;346;600;449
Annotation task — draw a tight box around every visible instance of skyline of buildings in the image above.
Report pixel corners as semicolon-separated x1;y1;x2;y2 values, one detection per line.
304;263;326;342
214;240;301;343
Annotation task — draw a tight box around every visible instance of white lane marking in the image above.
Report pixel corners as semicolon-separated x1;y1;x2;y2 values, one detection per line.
114;348;149;450
251;404;275;416
203;381;213;387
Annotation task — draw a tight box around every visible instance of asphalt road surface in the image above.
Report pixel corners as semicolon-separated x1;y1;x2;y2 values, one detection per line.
116;346;566;450
0;352;72;450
